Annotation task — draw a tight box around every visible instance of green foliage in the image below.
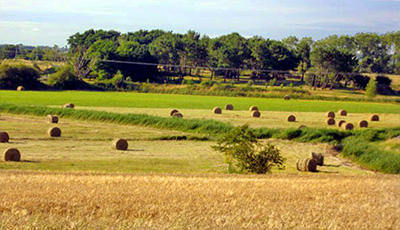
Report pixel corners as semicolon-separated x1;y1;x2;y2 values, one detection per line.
48;66;91;90
269;78;277;86
365;78;377;98
0;64;43;90
212;125;285;174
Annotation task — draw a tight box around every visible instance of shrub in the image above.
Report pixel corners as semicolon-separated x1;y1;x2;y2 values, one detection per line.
365;78;377;98
212;125;284;174
0;64;43;90
48;67;91;90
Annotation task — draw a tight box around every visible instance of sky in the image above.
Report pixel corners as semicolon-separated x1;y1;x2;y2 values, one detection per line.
0;0;399;46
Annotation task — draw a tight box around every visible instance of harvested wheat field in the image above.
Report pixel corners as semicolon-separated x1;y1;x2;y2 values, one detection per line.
0;171;399;229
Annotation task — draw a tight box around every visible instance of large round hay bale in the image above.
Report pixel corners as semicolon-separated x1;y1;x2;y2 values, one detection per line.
213;107;222;114
47;115;59;124
337;120;346;128
4;148;21;162
342;123;354;131
370;114;380;122
358;120;368;128
0;132;10;143
112;138;128;151
251;110;261;118
287;115;296;122
326;111;335;118
325;118;335;126
170;109;179;116
296;158;317;172
63;103;75;109
48;127;61;137
17;86;25;91
338;109;347;116
172;112;183;118
311;152;324;166
249;106;259;111
284;95;290;100
225;104;234;110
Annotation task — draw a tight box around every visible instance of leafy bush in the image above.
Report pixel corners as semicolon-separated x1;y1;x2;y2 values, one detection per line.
365;78;377;98
376;75;392;86
0;64;43;90
48;67;91;90
212;125;284;174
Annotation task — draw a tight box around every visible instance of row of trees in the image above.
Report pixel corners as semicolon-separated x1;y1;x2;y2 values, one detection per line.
0;45;67;62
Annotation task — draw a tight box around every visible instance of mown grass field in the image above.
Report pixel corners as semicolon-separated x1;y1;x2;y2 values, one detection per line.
1;90;400;113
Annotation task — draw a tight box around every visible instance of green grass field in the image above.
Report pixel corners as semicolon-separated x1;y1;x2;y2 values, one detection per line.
1;90;400;114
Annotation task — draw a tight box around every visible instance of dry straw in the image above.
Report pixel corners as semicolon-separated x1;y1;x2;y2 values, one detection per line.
17;86;25;91
47;115;59;124
338;109;347;116
342;123;354;130
325;118;335;126
4;148;21;162
213;107;222;114
0;132;10;143
296;158;317;172
251;110;261;118
311;152;324;166
112;138;128;151
358;120;368;128
170;109;179;116
287;115;296;122
63;103;75;109
337;120;346;128
326;111;335;118
249;106;259;111
370;114;380;121
48;127;62;137
225;104;234;110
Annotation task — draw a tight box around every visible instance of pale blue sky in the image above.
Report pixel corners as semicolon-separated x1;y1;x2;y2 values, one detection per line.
0;0;399;46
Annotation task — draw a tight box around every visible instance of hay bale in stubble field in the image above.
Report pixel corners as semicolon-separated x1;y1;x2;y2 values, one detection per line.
47;115;59;124
326;111;335;118
337;120;346;128
296;158;317;172
63;103;75;109
342;123;354;131
325;118;335;126
0;132;10;143
170;109;179;116
311;152;324;166
112;138;128;151
370;114;380;122
17;86;25;91
287;115;296;122
225;104;234;110
172;112;183;118
338;109;347;116
251;110;261;118
358;120;368;128
48;127;61;137
249;106;259;111
213;107;222;114
4;148;21;162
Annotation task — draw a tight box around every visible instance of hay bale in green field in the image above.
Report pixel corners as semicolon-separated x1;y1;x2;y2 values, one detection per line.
370;114;380;121
358;120;368;128
172;112;183;118
63;103;75;109
337;120;346;128
326;111;335;118
287;115;296;122
249;106;259;111
338;109;347;116
251;110;261;118
170;109;179;116
325;118;335;126
213;107;222;114
4;148;20;162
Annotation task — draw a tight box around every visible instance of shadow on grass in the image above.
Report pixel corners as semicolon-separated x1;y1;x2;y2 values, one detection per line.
323;164;342;168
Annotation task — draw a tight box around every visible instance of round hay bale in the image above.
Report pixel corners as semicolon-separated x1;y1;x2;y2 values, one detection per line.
17;86;25;91
213;107;222;114
47;115;59;124
370;114;380;122
296;158;317;172
284;95;290;100
311;152;324;166
0;132;10;143
4;148;21;162
287;115;296;122
48;127;61;137
225;104;234;110
251;110;261;118
342;123;354;131
358;120;368;128
172;112;183;118
337;120;346;128
326;111;335;118
325;118;335;126
249;106;259;111
338;109;347;116
170;109;179;116
112;138;128;151
63;103;75;109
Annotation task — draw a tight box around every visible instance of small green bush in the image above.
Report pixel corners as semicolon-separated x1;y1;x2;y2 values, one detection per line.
0;64;43;90
48;66;91;90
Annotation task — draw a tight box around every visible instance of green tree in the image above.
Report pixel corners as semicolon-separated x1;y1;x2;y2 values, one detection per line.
365;77;377;98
